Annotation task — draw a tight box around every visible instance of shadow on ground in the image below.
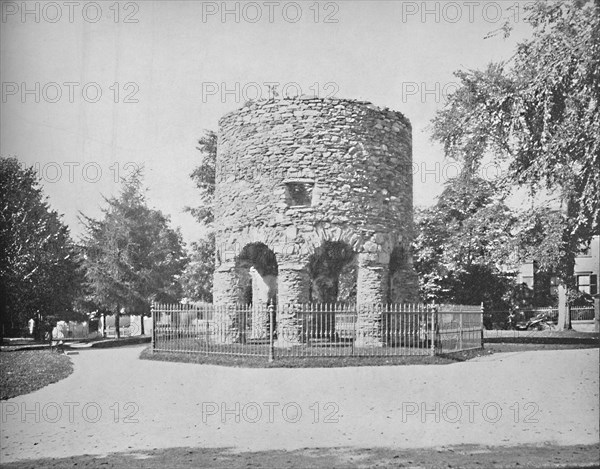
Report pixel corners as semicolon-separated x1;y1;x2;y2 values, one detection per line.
2;443;599;468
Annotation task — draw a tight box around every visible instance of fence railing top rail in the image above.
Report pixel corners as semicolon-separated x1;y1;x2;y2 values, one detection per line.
151;301;485;314
437;304;483;312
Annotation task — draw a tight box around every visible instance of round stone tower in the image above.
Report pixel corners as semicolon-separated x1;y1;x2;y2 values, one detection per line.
213;96;419;344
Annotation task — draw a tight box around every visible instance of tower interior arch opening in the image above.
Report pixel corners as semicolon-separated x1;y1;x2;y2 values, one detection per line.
235;242;278;339
236;242;278;306
308;240;357;304
389;244;408;304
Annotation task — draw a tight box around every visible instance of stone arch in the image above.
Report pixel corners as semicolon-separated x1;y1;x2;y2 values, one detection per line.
303;225;365;257
216;228;282;267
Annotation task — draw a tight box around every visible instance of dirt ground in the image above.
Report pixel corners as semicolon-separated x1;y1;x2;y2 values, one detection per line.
1;345;598;467
2;443;599;468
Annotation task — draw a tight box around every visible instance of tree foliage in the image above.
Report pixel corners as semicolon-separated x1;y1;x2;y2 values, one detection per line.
179;233;215;302
413;176;517;309
186;130;217;225
80;171;187;331
181;130;218;300
431;0;600;279
0;157;83;337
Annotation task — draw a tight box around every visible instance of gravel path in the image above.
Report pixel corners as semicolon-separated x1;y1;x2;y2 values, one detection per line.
1;346;598;463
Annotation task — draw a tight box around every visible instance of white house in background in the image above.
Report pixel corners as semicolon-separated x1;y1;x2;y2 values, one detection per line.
99;314;153;337
574;235;599;296
518;235;599;299
51;315;153;339
52;321;100;340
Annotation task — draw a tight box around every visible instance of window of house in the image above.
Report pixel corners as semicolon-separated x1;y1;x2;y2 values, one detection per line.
521;276;534;289
284;179;314;207
576;274;598;295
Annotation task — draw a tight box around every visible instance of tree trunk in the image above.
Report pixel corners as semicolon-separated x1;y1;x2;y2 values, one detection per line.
555;194;576;331
36;311;44;341
115;308;121;339
556;284;572;330
140;314;145;336
102;312;106;337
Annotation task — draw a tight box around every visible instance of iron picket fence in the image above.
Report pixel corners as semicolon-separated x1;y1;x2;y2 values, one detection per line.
570;305;595;321
151;302;484;360
437;304;485;353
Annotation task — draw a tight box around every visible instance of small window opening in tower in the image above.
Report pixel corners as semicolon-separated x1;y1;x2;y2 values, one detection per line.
284;180;314;207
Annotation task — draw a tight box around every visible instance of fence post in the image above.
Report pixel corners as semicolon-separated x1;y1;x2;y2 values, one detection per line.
352;302;357;356
151;302;156;353
459;309;463;351
480;302;484;349
430;304;437;357
268;302;275;363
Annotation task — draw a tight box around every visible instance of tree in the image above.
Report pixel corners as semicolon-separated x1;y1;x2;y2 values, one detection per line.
186;130;217;225
0;157;83;339
431;0;599;329
80;171;187;337
182;130;217;299
179;233;215;302
413;176;517;316
431;0;599;280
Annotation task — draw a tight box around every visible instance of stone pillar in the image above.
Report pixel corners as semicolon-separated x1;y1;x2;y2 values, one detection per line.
212;264;250;343
277;263;310;305
357;253;390;304
213;263;248;305
355;253;389;347
276;263;310;347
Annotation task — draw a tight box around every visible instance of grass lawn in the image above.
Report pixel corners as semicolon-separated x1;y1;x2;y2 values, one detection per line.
140;345;493;367
0;350;73;400
140;342;599;368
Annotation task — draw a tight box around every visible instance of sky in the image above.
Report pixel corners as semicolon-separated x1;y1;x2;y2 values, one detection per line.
1;0;536;245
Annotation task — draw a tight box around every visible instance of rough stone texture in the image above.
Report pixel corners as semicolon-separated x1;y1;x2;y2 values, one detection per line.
355;255;389;346
213;96;419;344
212;265;250;343
276;265;310;346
